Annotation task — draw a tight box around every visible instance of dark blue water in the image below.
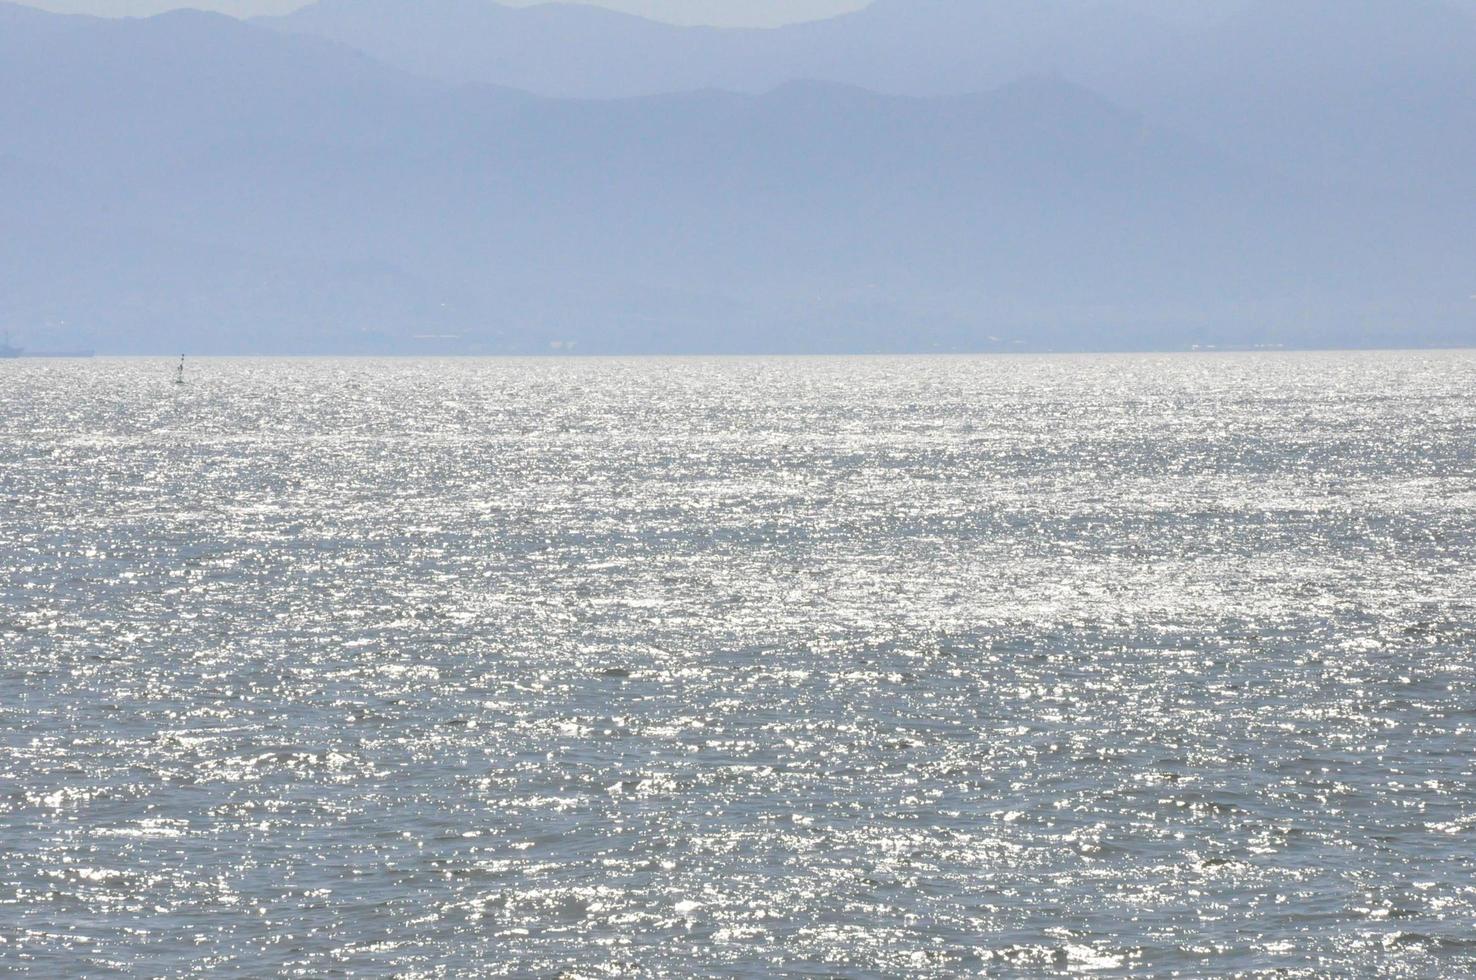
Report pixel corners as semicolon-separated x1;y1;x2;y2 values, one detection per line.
2;353;1474;976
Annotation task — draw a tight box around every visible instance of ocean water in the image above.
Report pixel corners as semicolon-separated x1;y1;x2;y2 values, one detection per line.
1;352;1474;978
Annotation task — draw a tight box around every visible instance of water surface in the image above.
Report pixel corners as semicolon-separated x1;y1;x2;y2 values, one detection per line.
2;353;1474;976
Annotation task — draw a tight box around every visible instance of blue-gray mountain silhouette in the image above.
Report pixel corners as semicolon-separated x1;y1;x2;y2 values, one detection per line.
2;2;1472;354
264;0;1476;194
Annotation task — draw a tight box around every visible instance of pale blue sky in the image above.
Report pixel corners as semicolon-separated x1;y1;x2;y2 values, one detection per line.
18;0;871;26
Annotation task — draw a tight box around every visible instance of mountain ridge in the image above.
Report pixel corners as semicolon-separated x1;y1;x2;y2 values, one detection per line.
2;2;1472;354
255;0;1476;198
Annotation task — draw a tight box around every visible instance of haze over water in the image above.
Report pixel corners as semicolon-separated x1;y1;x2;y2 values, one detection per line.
2;352;1474;976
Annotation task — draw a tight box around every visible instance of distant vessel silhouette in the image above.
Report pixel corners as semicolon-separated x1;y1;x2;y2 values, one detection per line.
175;356;186;385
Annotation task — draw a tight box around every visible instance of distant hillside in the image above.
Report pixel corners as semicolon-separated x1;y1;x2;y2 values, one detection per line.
1115;0;1476;195
258;0;1178;99
1;3;1472;354
262;0;1476;198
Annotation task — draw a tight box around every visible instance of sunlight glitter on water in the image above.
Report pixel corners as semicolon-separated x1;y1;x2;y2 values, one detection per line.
1;352;1474;976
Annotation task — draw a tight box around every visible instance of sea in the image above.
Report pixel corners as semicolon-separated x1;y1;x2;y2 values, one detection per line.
1;352;1473;977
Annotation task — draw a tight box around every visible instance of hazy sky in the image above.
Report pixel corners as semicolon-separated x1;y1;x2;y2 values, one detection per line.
17;0;871;26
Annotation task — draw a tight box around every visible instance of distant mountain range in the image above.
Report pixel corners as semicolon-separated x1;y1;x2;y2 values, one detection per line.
261;0;1476;193
261;0;1187;99
2;0;1473;354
